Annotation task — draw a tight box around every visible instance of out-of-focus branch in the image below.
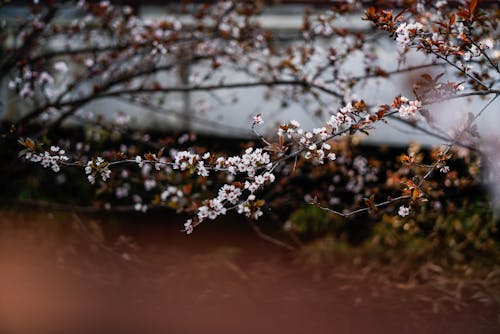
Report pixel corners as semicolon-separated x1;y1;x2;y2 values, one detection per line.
0;6;58;79
18;78;345;129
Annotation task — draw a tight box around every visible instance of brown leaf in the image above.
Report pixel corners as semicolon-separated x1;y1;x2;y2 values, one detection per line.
421;73;433;82
157;147;165;158
400;154;411;164
183;184;192;195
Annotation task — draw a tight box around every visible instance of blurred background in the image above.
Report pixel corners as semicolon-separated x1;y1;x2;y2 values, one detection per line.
0;1;499;333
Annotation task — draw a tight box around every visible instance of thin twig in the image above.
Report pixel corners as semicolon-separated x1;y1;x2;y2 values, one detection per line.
417;94;499;187
313;195;411;218
249;221;295;251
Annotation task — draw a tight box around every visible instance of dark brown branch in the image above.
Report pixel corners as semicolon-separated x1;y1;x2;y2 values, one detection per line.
0;6;58;78
16;55;217;126
98;79;344;99
19;78;344;128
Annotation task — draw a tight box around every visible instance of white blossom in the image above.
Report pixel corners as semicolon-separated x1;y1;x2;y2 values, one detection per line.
85;157;111;184
134;203;148;212
395;22;423;46
197;198;227;221
398;206;410;217
184;219;194;234
144;179;157;191
135;155;144;167
253;114;264;125
217;184;242;204
53;61;68;73
327;153;337;161
398;99;422;119
39;72;54;85
440;165;450;173
25;146;69;173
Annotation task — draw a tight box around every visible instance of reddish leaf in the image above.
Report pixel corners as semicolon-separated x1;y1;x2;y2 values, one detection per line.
183;184;192;195
366;7;376;18
469;0;478;14
457;8;470;20
231;181;243;188
400;154;411;164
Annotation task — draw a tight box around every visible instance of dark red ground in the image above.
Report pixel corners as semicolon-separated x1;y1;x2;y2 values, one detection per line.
0;209;498;334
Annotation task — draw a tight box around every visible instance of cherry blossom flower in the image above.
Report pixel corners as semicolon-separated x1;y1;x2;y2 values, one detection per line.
53;61;68;73
398;98;422;119
184;219;194;234
395;22;423;46
85;157;111;184
440;166;450;173
253;114;264;125
398;206;410;217
24;145;69;173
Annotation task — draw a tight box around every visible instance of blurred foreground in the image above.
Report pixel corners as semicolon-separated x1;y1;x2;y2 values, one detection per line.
0;208;499;334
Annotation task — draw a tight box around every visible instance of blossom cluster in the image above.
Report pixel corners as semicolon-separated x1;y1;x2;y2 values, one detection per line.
133;144;277;231
217;184;242;204
197;198;227;221
24;146;69;173
215;148;271;177
395;22;424;46
193;169;275;226
327;103;358;131
160;186;184;202
244;171;275;193
463;39;494;61
277;105;369;165
275;121;336;164
237;194;265;220
170;151;209;177
85;157;111;184
11;0;498;238
394;96;422;119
